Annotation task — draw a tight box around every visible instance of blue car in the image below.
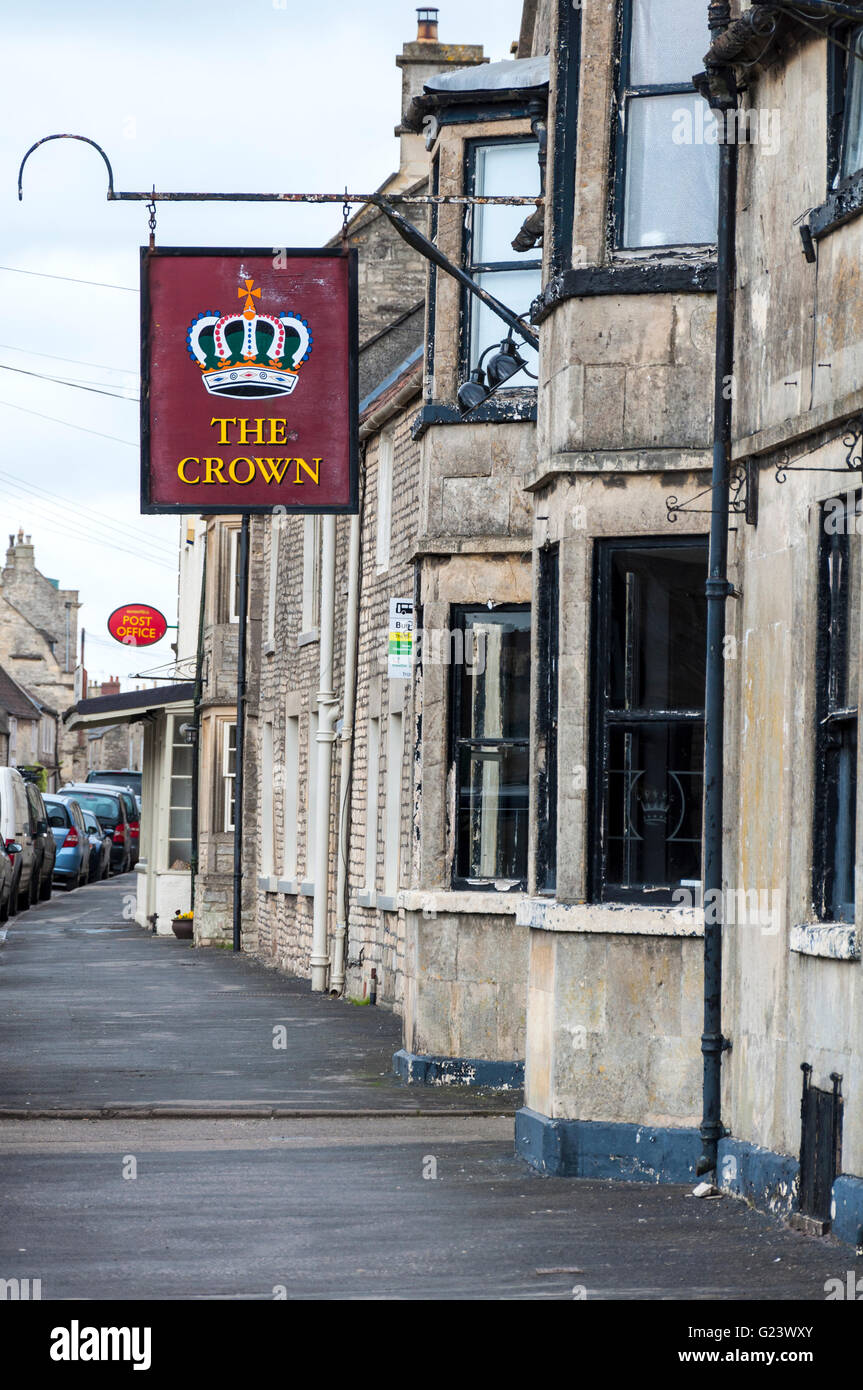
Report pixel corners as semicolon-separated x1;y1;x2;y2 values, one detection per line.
43;796;92;890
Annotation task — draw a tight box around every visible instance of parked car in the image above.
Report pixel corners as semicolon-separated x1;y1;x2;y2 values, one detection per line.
44;795;92;890
0;838;15;922
0;766;37;912
24;780;54;902
85;784;139;868
86;769;142;800
57;786;130;874
81;808;111;882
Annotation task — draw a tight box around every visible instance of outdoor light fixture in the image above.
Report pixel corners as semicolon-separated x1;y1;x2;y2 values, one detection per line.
457;327;537;416
485;333;527;388
457;365;490;412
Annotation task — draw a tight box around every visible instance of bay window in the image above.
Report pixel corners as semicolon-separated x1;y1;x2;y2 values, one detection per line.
616;0;718;249
464;139;540;386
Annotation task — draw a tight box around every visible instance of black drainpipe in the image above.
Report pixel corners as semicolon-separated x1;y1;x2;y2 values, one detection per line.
698;0;737;1177
189;541;206;911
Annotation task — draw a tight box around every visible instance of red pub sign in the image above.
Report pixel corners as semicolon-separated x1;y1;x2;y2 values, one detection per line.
141;248;358;514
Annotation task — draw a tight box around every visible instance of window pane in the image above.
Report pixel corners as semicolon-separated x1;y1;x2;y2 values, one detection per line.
171;743;193;778
846;524;861;710
831;727;857;921
458;611;531;741
606;722;704;891
630;0;709;86
623;93;718;247
842;29;863;179
469;269;541;383
473;142;540;263
170;808;192;841
170;777;193;810
456;743;529;881
609;545;707;710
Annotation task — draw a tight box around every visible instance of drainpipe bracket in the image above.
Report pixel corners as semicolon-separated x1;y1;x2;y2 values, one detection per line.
705;577;736;599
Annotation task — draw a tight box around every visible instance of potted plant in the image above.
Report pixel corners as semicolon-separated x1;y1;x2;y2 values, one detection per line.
172;909;194;940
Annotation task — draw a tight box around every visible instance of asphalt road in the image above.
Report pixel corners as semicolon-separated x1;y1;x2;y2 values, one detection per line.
0;878;855;1301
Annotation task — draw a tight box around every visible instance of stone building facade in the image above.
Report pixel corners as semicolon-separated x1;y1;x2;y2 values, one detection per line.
189;2;863;1245
0;530;82;781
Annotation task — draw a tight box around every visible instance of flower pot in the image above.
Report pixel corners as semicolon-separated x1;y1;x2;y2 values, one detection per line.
172;919;193;940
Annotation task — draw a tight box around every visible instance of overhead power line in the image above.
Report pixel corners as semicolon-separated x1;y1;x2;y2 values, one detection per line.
0;342;135;376
0;398;137;447
0;362;138;401
0;467;179;561
0;496;177;573
0;264;136;292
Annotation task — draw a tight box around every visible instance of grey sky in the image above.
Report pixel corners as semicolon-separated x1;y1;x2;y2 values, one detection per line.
3;0;522;684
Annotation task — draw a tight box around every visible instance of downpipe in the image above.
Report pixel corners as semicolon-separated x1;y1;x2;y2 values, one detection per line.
330;510;361;996
699;77;737;1176
311;514;338;992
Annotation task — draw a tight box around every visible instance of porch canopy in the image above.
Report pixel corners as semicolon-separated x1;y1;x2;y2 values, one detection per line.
63;683;195;731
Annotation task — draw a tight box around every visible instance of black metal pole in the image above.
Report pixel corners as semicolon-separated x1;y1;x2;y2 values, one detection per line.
232;515;250;953
189;544;206;911
699;126;737;1177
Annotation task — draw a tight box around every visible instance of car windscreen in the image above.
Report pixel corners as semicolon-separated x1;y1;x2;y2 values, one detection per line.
45;801;70;828
62;792;121;821
88;772;142;796
82;812;100;832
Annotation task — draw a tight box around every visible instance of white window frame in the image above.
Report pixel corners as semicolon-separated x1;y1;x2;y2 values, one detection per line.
365;715;381;892
265;513;280;650
305;708;318;879
301;516;321;637
228;528;241;624
282;711;300;880
383;710;404;897
261;720;275;876
376;431;394;574
223;721;237;832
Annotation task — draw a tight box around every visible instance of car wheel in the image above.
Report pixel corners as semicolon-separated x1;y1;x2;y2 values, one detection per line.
0;888;9;923
16;877;29;913
39;872;52;901
63;875;76;892
29;870;39;908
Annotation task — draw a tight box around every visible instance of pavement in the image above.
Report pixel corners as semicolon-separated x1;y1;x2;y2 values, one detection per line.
0;875;513;1115
0;878;856;1301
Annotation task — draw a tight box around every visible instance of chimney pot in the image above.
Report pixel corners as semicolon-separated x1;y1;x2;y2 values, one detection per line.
417;7;438;41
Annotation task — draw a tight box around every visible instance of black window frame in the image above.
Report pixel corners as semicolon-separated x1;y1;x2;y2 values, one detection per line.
808;22;863;241
828;22;863;189
589;534;709;905
426;149;440;400
611;0;718;253
550;0;582;274
449;602;531;891
536;545;559;894
813;494;859;924
460;133;542;385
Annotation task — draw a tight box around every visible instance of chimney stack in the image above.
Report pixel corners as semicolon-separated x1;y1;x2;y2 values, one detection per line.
416;7;438;42
395;10;486;178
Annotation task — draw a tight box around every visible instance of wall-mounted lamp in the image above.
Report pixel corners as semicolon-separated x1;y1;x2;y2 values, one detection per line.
457;329;537;416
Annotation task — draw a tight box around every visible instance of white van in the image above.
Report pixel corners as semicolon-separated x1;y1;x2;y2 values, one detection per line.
0;766;36;913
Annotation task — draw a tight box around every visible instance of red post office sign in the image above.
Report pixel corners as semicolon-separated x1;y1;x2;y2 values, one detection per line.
140;248;358;515
107;603;168;647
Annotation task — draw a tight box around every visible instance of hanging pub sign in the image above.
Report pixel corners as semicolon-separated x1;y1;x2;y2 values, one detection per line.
140;247;358;514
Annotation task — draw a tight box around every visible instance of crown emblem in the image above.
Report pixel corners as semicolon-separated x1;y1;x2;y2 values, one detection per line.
186;276;312;398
